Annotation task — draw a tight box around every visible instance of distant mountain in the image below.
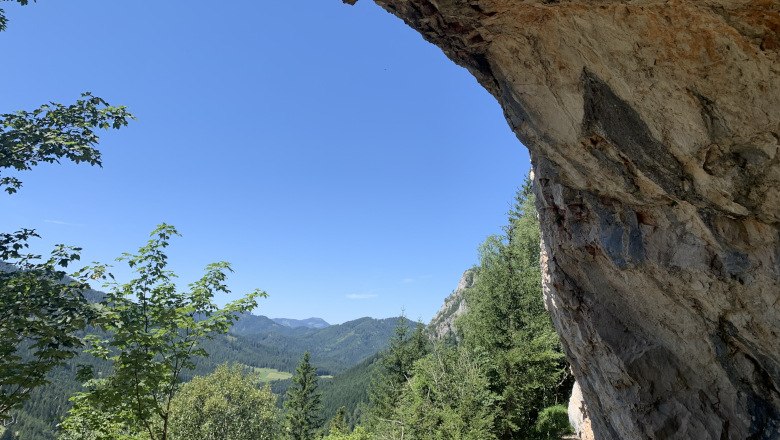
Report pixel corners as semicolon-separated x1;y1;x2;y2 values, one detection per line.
273;317;330;329
232;315;414;375
230;313;289;335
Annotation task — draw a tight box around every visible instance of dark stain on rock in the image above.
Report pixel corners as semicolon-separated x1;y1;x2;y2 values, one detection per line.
588;195;646;269
774;234;780;279
722;250;751;279
581;69;692;201
626;209;645;263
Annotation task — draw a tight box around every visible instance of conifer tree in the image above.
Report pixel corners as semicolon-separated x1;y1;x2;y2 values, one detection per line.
366;319;429;437
397;344;498;440
329;406;349;435
285;352;322;440
460;181;571;439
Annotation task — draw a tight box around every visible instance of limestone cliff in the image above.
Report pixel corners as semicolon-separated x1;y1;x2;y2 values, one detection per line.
428;268;475;340
570;381;596;440
345;1;780;438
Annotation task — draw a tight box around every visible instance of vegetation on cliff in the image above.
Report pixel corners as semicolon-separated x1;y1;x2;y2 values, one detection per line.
355;185;572;440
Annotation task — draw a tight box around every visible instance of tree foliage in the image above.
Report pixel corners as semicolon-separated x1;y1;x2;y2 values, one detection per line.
0;231;94;419
0;91;131;419
58;225;264;440
366;319;428;425
3;317;406;440
0;2;132;418
328;406;349;436
0;0;28;32
0;93;132;194
358;181;573;440
534;404;572;440
365;319;429;439
2;0;130;196
321;426;371;440
458;184;571;439
396;344;497;440
284;352;322;440
57;381;144;440
169;364;279;440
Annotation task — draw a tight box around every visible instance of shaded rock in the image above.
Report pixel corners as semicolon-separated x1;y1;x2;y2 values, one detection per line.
569;381;596;440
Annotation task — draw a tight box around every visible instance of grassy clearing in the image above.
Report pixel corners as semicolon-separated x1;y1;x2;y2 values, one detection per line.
252;367;293;382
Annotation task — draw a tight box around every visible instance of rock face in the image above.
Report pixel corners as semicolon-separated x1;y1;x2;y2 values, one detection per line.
428;268;475;340
569;381;596;440
347;1;780;438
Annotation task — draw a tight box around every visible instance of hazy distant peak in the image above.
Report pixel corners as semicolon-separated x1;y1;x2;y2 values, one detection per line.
272;317;330;329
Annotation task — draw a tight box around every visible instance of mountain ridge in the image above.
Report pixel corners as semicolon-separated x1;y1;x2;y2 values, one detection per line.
272;317;329;329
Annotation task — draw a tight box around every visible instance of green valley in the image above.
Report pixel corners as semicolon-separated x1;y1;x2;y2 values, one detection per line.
1;315;413;440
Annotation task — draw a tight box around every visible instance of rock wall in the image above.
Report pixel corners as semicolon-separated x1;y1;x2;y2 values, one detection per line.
428;268;474;340
570;381;596;440
345;1;780;438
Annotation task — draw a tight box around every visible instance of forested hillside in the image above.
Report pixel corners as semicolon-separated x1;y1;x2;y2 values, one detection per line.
232;314;412;374
271;353;383;427
1;315;410;440
1;183;574;440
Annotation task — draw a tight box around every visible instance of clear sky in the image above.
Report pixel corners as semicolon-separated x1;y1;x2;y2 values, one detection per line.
0;1;530;324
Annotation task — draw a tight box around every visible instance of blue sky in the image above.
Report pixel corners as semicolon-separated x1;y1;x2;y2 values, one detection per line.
0;1;529;324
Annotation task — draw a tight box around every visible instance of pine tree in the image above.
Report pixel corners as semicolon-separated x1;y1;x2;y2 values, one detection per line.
397;344;498;440
285;352;322;440
459;181;571;439
366;319;429;437
329;406;349;435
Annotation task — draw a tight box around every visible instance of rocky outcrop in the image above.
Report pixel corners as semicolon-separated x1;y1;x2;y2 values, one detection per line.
345;1;780;438
428;268;474;340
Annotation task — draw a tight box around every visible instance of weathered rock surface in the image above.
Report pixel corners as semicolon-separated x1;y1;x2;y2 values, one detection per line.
346;1;780;438
428;268;474;340
570;381;597;440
